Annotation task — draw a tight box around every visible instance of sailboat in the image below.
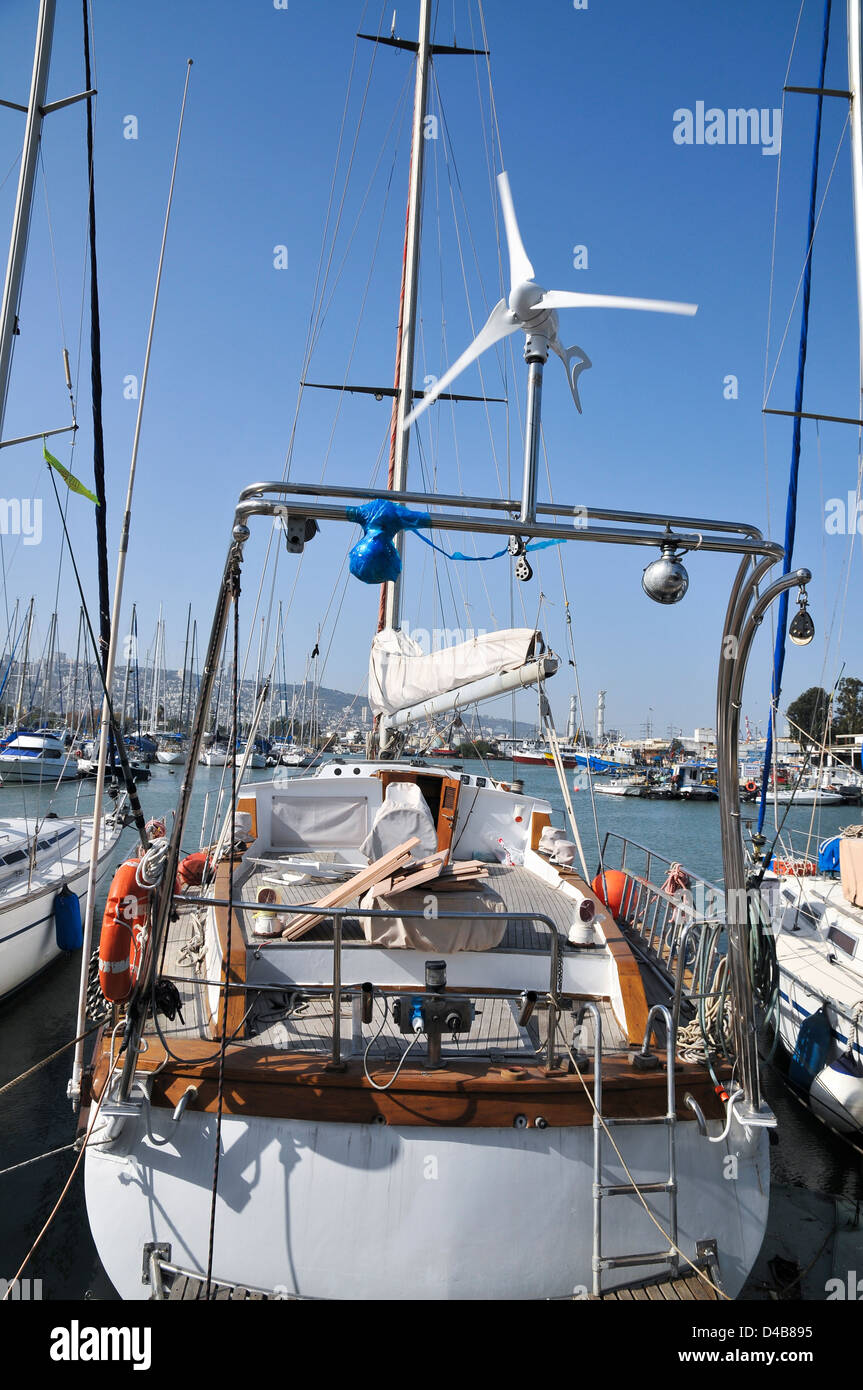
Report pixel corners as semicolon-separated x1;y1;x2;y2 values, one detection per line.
748;0;863;1147
77;4;819;1302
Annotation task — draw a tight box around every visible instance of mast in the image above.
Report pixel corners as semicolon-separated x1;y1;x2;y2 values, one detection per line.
0;1;56;437
13;596;34;728
848;0;863;386
382;0;432;632
120;601;136;734
178;602;192;733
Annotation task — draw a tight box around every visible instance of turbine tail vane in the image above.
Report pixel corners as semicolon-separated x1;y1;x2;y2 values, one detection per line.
551;341;593;414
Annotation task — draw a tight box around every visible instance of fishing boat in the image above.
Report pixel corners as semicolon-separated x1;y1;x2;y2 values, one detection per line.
772;779;844;806
672;762;719;802
593;774;649;797
75;2;827;1304
513;741;578;770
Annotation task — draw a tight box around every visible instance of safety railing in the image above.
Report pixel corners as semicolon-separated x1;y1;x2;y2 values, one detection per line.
162;894;567;1072
597;833;728;1033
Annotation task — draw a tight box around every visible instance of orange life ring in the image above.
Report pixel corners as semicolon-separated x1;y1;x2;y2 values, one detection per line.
177;850;210;887
745;781;757;792
772;859;816;877
98;858;153;1002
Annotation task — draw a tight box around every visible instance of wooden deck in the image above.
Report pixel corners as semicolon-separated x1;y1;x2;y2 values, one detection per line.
588;1268;722;1301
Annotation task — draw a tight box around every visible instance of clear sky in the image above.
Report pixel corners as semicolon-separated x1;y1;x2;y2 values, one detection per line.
1;0;861;741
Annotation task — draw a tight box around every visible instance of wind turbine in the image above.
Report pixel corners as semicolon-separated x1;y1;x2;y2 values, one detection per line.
403;171;697;528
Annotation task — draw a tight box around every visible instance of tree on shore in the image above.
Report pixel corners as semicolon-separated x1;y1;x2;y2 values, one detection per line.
786;686;830;749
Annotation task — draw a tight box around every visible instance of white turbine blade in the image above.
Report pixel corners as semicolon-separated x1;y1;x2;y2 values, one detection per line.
402;299;519;429
534;290;698;316
497;171;534;291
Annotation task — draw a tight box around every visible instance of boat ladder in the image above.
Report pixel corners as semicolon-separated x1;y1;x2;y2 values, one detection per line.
587;1003;680;1298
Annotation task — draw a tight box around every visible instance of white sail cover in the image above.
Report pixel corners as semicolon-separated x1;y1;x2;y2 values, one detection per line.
369;627;543;718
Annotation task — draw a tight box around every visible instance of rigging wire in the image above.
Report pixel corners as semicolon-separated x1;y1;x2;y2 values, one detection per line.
204;568;240;1299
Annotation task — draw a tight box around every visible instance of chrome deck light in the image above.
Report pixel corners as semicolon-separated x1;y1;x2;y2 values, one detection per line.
642;538;689;604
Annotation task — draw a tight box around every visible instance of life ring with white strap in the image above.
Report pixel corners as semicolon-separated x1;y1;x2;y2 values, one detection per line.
98;858;154;1002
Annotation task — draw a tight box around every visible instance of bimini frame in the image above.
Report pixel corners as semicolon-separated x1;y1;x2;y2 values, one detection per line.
111;478;809;1129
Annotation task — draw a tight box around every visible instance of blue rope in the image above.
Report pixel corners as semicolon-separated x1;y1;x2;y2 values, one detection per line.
757;0;832;833
413;531;566;563
346;497;566;584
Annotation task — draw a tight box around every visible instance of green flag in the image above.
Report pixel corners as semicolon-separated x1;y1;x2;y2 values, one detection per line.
43;439;99;505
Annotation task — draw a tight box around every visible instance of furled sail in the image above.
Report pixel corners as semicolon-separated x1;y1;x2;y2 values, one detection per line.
369;627;550;718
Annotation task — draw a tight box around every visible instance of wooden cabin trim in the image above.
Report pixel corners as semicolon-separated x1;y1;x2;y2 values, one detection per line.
210;857;248;1038
90;1037;727;1128
531;854;650;1047
237;795;257;841
436;776;460;855
594;913;651;1045
529;810;551;851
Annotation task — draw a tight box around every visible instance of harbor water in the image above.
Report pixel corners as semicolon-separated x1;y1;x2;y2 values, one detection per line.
0;759;860;1299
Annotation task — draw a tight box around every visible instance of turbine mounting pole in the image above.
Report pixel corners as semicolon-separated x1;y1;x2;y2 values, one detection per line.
519;335;548;524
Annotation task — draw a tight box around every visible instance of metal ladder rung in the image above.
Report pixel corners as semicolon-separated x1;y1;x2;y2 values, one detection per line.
589;1002;681;1298
597;1180;674;1197
598;1250;676;1271
601;1114;671;1127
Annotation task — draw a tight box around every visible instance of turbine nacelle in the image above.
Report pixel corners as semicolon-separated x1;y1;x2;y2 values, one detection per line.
508;280;547;323
403;170;697;429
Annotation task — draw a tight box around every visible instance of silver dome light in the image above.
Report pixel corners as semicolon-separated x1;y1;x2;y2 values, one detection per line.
642;540;689;605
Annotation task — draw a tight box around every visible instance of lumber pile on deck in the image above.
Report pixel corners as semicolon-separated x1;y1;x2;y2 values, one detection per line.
274;839;490;940
277;837;421;939
367;855;489;900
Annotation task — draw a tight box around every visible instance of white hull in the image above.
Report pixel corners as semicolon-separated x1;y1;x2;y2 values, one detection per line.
0;817;124;1001
773;789;844;806
156;750;186;765
237;752;266;769
200;750;228;766
0;756;77;782
86;1105;768;1301
768;870;863;1141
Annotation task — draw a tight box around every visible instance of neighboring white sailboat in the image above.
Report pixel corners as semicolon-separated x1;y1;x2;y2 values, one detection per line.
0;810;123;1002
747;0;863;1148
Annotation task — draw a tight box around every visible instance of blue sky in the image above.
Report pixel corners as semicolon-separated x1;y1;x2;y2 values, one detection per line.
1;0;861;740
